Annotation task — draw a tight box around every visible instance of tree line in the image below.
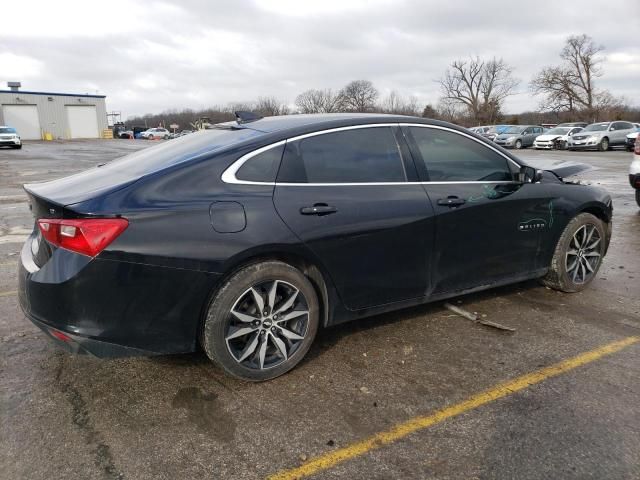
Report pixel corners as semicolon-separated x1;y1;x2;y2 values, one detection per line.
127;34;638;129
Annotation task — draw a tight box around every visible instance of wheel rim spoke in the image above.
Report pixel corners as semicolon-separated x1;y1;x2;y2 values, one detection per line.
237;332;260;362
258;335;268;369
275;288;299;315
275;310;308;323
270;333;288;360
279;326;304;341
226;326;257;341
583;259;594;273
250;287;265;313
231;309;259;323
267;280;279;312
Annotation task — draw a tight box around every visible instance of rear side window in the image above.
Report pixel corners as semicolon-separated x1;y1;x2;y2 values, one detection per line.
277;127;406;183
235;144;285;182
409;127;512;182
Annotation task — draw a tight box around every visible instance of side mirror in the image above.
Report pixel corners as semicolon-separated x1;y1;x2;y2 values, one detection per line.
519;166;542;183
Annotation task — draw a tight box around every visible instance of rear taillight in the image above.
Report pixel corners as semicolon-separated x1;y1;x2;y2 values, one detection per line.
37;218;128;257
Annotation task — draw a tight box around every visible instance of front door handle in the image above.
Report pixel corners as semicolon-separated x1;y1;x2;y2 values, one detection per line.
300;204;338;216
437;196;466;207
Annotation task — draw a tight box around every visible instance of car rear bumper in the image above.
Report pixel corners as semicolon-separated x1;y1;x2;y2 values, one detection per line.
18;234;221;357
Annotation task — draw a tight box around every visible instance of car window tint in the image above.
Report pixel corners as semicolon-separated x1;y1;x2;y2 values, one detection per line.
278;127;406;183
235;144;285;182
409;127;512;182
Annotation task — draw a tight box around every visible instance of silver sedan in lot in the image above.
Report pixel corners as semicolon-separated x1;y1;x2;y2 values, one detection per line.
568;121;637;151
494;125;544;149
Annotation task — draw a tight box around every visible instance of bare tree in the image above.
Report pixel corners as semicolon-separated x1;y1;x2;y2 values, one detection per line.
253;96;289;116
380;90;420;116
436;98;465;124
438;56;519;123
338;80;379;112
295;89;341;113
531;34;607;118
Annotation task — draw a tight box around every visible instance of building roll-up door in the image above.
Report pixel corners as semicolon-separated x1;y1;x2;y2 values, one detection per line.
2;105;41;140
66;105;99;138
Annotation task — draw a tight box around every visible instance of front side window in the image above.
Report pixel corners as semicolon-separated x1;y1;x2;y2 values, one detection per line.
277;127;406;183
409;127;512;182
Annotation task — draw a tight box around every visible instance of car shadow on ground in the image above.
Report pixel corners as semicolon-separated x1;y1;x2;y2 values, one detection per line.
149;279;541;374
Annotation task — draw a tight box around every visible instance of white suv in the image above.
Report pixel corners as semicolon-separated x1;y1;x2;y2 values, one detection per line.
0;126;22;149
140;128;170;140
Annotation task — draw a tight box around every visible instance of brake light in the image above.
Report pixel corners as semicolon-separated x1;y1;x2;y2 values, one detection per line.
37;218;128;257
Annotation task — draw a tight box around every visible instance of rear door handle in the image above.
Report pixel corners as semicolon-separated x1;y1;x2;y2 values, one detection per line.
437;196;466;207
300;204;338;216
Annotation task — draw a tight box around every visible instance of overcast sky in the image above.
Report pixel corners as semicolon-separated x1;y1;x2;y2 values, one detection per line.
1;0;639;119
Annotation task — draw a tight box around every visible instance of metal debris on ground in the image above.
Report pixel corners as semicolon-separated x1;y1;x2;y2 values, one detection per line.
444;302;516;332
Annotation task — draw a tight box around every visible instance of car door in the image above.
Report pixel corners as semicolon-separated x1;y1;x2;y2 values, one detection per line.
403;124;553;295
612;122;634;144
273;125;436;311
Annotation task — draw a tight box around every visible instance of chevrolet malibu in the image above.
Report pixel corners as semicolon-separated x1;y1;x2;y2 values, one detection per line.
19;113;612;381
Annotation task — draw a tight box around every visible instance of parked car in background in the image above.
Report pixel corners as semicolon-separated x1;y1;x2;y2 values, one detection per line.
117;130;134;139
557;122;588;128
0;126;22;149
568;121;636;151
140;128;170;140
469;126;491;135
625;124;640;151
534;126;583;150
494;125;544;149
631;136;640;207
480;125;511;142
18;113;613;381
169;130;193;139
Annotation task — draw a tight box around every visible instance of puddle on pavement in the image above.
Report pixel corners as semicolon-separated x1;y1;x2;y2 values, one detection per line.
171;387;236;442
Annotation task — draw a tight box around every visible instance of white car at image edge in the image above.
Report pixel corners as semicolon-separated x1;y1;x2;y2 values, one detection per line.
0;126;22;149
631;137;640;207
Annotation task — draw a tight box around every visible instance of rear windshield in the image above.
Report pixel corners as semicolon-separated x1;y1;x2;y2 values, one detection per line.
0;127;17;134
503;126;525;134
102;127;263;177
583;123;608;132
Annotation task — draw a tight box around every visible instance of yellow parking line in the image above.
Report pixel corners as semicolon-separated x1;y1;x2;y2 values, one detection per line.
0;290;18;297
268;336;639;480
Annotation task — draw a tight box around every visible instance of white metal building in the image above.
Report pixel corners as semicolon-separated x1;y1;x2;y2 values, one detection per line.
0;85;107;140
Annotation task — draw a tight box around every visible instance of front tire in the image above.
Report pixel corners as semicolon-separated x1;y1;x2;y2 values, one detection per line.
515;139;522;149
636;189;640;208
599;137;609;151
540;213;606;292
202;261;319;381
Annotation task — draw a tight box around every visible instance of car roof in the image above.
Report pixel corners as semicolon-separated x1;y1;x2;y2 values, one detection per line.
220;113;432;134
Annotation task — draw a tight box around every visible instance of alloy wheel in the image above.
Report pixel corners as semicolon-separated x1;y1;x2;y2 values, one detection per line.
565;224;601;284
224;280;309;370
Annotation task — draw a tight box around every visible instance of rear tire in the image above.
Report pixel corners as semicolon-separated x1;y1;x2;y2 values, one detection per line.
636;189;640;208
13;145;22;149
540;213;606;293
202;261;319;381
